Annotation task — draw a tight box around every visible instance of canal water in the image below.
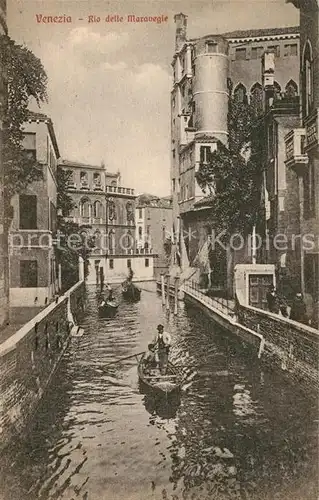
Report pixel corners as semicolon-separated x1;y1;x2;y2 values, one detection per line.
0;283;318;500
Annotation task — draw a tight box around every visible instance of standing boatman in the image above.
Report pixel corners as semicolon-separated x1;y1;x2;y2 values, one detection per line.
153;324;171;375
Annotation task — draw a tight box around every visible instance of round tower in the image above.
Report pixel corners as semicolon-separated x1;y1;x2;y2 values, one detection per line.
193;35;229;144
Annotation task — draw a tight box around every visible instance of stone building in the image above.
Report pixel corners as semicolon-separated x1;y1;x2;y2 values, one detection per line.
61;161;155;284
9;112;60;307
170;13;300;288
135;194;173;279
283;0;319;315
0;0;9;329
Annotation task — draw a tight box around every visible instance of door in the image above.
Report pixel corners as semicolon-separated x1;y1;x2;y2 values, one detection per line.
249;274;274;310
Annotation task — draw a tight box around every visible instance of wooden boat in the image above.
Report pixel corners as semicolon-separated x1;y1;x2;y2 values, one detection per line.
138;355;182;394
122;282;141;302
98;300;119;318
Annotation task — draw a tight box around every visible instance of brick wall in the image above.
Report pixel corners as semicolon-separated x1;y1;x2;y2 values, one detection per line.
237;302;319;392
0;281;85;451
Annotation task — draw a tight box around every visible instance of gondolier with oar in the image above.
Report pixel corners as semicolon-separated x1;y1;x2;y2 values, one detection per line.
153;324;171;375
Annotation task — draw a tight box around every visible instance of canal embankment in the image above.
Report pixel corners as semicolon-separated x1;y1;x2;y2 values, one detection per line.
179;280;319;394
0;280;86;452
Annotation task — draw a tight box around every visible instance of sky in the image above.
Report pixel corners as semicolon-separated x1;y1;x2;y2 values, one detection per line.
7;0;299;196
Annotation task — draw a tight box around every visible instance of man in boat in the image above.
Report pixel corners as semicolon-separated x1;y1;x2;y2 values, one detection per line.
142;343;157;374
153;324;171;375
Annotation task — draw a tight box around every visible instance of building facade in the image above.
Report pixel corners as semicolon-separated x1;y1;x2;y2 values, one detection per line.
0;0;9;329
9;112;60;307
170;13;300;276
135;195;173;279
284;0;319;314
61;162;155;284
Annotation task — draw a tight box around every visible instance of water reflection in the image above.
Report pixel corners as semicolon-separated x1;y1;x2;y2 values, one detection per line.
0;285;317;500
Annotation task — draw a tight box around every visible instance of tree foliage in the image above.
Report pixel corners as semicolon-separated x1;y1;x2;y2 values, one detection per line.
195;94;264;236
0;35;48;203
56;167;95;290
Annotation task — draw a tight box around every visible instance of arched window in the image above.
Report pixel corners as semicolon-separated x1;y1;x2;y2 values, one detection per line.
108;199;116;221
302;41;313;117
274;81;281;101
250;82;263;116
108;229;115;252
111;180;117;186
233;83;247;104
126;202;134;223
124;230;133;249
285;79;298;98
79;198;91;218
93;200;102;218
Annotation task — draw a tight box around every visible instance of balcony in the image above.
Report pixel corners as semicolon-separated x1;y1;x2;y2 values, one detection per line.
304;108;319;153
106;185;135;196
80;181;89;190
284;128;308;174
93;181;103;191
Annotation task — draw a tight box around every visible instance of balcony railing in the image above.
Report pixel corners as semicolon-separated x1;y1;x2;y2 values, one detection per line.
284;128;308;170
304;108;319;152
106;185;135;196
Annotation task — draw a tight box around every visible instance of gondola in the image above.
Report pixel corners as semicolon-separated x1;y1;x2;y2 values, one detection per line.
137;355;182;394
98;300;119;318
122;282;141;302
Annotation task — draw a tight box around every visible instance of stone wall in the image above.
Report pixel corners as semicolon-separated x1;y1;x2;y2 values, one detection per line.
0;281;85;451
237;301;319;392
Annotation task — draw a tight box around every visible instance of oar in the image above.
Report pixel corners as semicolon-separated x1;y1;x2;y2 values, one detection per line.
96;351;145;372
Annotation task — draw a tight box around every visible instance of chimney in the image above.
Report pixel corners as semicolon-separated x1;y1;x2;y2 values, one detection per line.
174;13;187;51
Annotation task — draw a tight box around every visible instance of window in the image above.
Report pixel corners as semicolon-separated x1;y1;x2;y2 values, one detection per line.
138;226;142;239
19;195;37;229
172;97;175;108
172;149;176;159
145;258;149;267
304;158;316;219
303;42;313;117
172;178;176;192
192;63;196;76
80;171;88;185
304;254;319;296
127;259;131;268
126;202;134;223
80;198;91;218
20;260;38;287
93;173;101;185
23;132;36;160
109;259;114;269
251;46;264;60
268;45;280;57
206;42;217;53
274;81;282;101
250;83;263;116
138;208;143;219
108;200;116;221
146;225;150;235
190;150;193;164
108;230;115;251
285;79;298;98
234;83;247;103
200;146;211;163
284;43;298;57
49;201;57;232
235;48;247;60
93;201;102;218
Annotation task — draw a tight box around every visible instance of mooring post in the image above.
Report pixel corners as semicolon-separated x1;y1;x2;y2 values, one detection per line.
174;276;179;315
161;273;165;306
166;274;170;310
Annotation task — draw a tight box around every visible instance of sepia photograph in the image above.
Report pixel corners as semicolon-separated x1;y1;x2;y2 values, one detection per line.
0;0;318;499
